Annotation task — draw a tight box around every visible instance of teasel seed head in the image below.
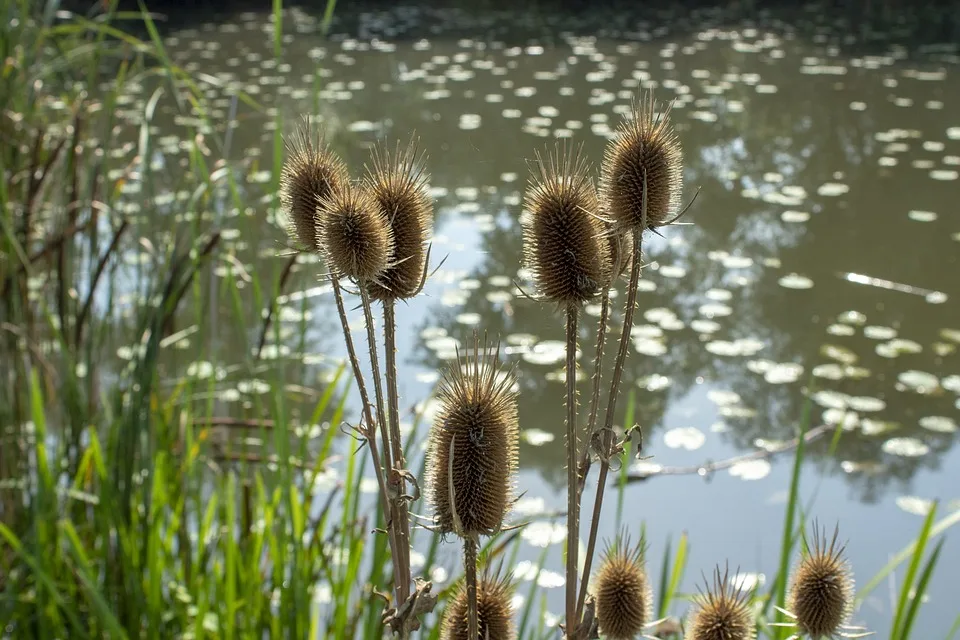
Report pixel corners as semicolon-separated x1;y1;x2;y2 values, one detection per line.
600;91;683;233
786;523;855;639
425;333;519;538
363;137;434;300
441;569;516;640
521;142;610;306
279;119;349;251
685;565;755;640
316;181;394;283
592;531;654;640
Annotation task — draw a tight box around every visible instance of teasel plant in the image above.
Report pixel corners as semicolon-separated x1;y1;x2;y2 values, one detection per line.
277;118;437;637
518;90;693;638
521;140;611;632
363;136;435;620
441;566;517;640
425;332;520;640
772;522;872;640
590;531;656;640
684;565;756;640
580;91;697;636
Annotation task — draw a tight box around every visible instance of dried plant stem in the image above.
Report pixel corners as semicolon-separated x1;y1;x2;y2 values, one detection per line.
564;303;580;636
572;290;610;621
575;226;643;624
464;536;479;640
577;291;611;494
360;284;413;612
358;286;393;482
331;278;402;600
383;299;412;603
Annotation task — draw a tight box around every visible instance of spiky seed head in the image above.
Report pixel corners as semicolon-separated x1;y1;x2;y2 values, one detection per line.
593;532;654;640
363;137;434;300
685;566;755;640
600;91;683;233
787;523;855;639
279;119;349;251
316;181;394;282
521;142;610;306
441;570;516;640
425;334;519;538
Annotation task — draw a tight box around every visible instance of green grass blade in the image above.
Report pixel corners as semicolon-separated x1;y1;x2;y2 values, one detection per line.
898;537;944;639
891;501;937;639
855;501;960;606
59;520;131;640
947;610;960;640
657;536;672;619
0;523;84;635
665;532;688;618
772;390;812;637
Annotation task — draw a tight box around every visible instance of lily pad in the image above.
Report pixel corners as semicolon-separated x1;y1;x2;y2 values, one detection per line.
919;416;957;433
663;427;706;451
882;437;930;457
729;459;771;481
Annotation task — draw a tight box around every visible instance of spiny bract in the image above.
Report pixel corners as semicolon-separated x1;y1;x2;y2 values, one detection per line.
786;523;856;639
521;142;610;305
316;181;394;282
363;137;433;300
603;214;634;285
279;120;349;251
600;91;683;233
441;571;516;640
425;334;519;538
592;533;653;640
685;566;755;640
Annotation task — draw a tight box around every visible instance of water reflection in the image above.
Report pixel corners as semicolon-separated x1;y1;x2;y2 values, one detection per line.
109;0;958;496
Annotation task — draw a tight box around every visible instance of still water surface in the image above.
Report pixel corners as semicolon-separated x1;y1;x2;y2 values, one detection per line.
101;2;960;633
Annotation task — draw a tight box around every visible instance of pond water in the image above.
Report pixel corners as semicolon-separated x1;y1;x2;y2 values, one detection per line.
82;1;960;634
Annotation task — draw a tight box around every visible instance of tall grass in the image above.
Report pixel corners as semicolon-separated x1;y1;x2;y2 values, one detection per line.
1;2;957;639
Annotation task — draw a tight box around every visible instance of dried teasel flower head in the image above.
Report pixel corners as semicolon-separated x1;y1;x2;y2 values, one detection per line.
425;333;519;538
315;181;394;282
600;91;684;233
363;136;434;300
777;522;867;640
441;567;516;640
685;565;755;640
592;531;654;640
279;119;349;251
521;141;610;306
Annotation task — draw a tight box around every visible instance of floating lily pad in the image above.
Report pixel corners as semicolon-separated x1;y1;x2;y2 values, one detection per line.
827;324;855;336
707;389;742;406
896;496;934;515
882;437;930;457
919;416;957;433
729;459;771;480
764;363;804;384
523;341;571;366
521;428;555;446
897;370;940;394
521;521;567;547
848;396;885;412
821;344;858;365
864;325;897;340
778;273;814;289
663;427;706;451
817;182;850;196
